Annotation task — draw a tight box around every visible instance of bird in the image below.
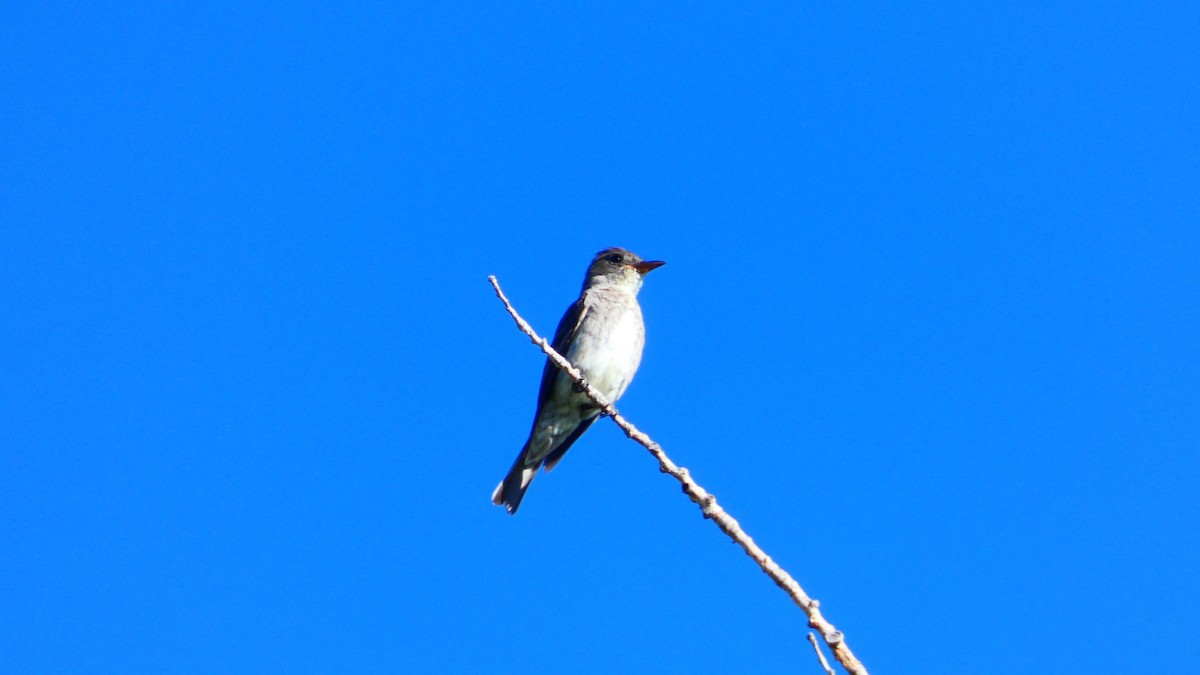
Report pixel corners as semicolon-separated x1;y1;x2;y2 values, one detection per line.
492;247;665;514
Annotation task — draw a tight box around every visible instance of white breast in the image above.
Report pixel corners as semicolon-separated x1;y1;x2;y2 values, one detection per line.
564;288;646;403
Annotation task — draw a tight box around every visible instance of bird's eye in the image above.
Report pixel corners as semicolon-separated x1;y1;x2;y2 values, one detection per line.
606;253;623;264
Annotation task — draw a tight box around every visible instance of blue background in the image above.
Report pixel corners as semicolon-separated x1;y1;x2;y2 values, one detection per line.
3;3;1197;673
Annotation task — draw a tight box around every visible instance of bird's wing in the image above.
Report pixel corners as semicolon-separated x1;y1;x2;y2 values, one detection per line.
542;413;599;472
535;298;588;410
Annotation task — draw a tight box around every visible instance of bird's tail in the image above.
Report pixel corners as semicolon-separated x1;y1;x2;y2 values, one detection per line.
491;457;538;515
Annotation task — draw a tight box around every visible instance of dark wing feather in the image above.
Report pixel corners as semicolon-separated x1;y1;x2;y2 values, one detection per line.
533;299;589;412
542;413;599;472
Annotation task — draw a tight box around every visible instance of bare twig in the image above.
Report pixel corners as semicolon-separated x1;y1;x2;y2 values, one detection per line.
808;632;836;675
488;275;869;675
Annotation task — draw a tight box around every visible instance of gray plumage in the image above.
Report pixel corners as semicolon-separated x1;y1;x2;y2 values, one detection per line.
492;247;664;514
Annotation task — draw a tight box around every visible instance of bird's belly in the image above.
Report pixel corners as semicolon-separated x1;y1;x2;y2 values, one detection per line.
564;309;644;403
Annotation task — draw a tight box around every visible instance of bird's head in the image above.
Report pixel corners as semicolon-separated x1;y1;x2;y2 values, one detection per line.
583;247;665;291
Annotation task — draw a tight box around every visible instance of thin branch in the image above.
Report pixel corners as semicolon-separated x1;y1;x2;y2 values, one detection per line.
808;632;836;675
488;275;870;675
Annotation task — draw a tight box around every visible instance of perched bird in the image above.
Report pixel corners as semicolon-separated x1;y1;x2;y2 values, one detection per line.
492;247;665;514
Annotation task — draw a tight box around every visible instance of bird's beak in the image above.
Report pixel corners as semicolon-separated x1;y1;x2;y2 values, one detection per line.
633;260;665;275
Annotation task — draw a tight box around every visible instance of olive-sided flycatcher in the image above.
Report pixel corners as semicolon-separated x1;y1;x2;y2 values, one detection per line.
492;247;665;514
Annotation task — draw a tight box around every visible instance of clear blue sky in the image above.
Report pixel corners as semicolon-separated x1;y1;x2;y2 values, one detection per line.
2;3;1197;673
